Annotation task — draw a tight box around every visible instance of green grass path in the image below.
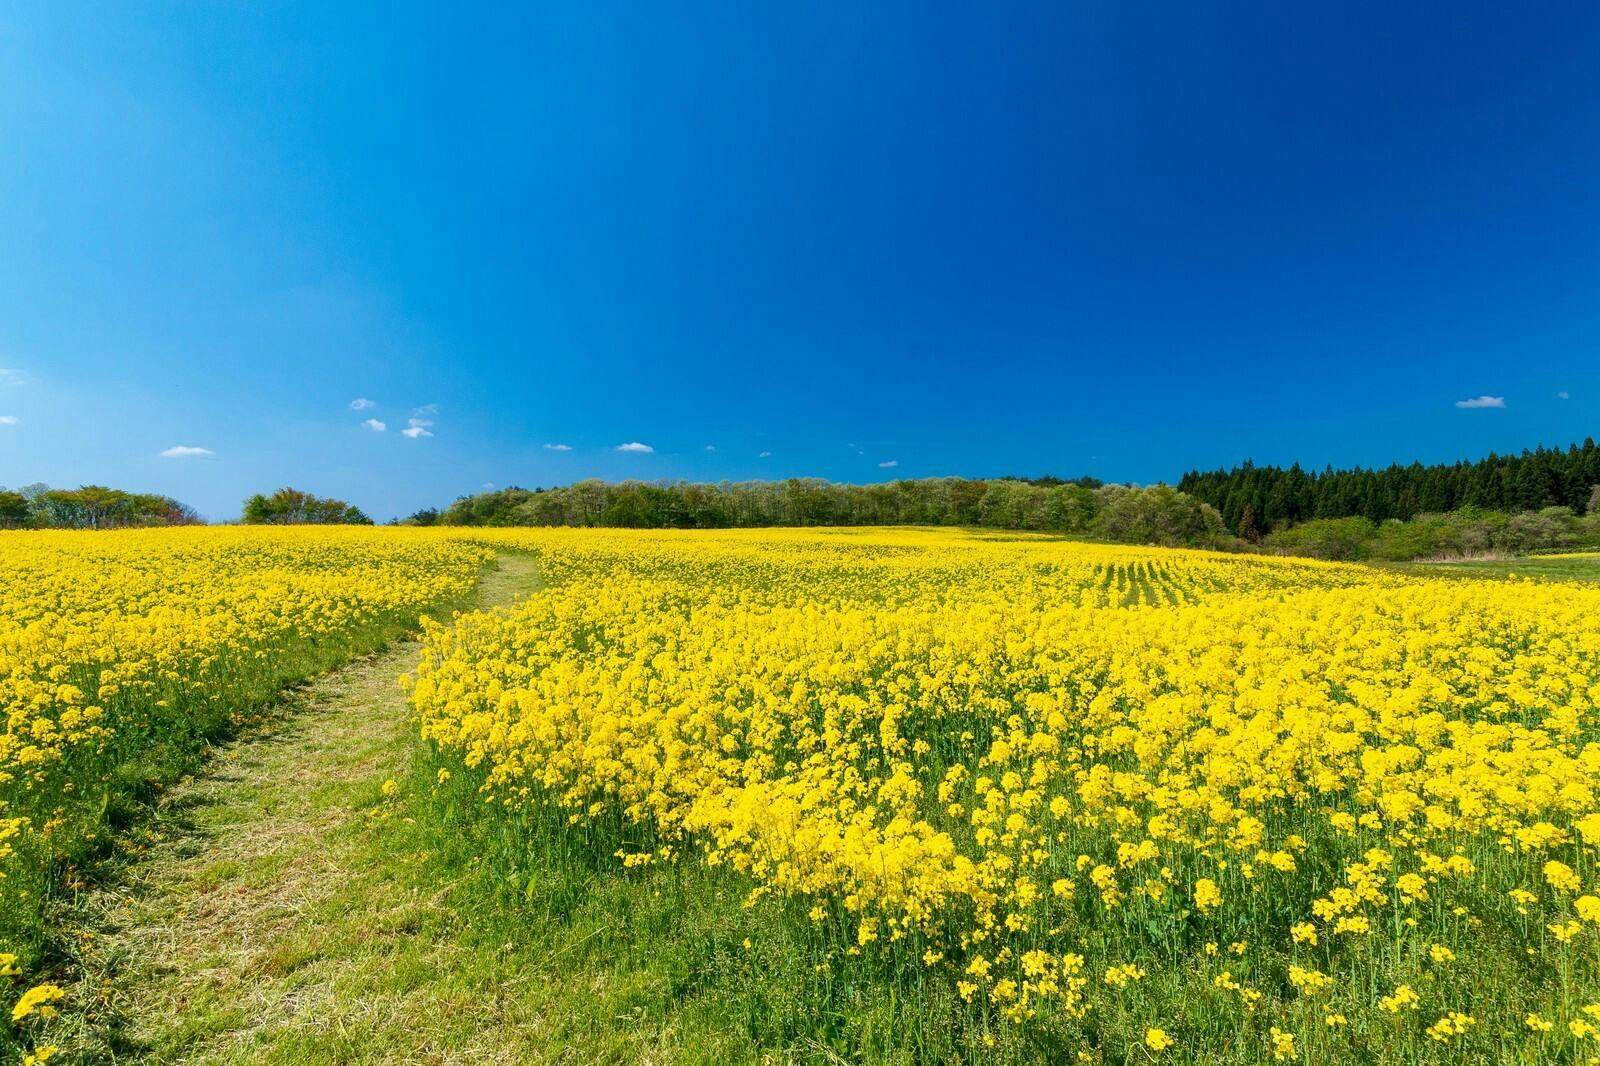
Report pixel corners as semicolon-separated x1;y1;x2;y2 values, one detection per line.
67;555;553;1063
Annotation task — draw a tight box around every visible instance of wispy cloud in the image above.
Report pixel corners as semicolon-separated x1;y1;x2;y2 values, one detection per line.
0;369;30;387
0;415;18;426
704;444;716;452
1558;390;1571;400
758;450;772;458
402;416;433;439
362;418;387;432
412;403;438;417
160;445;213;458
877;459;898;468
349;397;376;411
543;442;572;451
616;441;654;453
1454;395;1506;409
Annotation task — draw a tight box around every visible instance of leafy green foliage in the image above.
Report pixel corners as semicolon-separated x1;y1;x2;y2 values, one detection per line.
241;487;372;525
1264;507;1600;561
0;483;199;529
417;477;1234;549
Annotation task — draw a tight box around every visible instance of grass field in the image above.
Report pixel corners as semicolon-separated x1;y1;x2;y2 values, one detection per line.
1411;551;1600;584
7;527;1600;1063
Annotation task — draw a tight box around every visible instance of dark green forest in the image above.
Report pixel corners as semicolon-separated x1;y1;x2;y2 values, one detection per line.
1180;439;1600;537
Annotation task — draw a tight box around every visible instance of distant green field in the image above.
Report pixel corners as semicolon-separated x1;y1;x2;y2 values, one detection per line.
1406;551;1600;582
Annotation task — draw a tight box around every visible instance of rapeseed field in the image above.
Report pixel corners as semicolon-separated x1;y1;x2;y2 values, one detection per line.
410;528;1600;1063
7;525;1599;1062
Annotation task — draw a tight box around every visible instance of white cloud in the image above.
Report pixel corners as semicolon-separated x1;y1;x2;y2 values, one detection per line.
349;397;376;411
362;418;387;432
1558;390;1571;400
878;459;898;468
1454;395;1505;409
160;445;213;458
758;450;772;458
704;444;716;452
543;442;572;451
398;406;438;438
0;369;30;387
615;441;654;453
0;415;17;426
482;481;495;490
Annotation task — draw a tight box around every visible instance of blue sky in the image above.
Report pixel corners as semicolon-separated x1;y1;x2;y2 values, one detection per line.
1;3;1596;521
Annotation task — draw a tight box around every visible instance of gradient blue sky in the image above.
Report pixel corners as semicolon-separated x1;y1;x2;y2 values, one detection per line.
2;3;1597;520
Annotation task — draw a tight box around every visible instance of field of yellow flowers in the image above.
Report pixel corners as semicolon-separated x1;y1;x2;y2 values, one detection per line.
0;527;492;1058
409;528;1600;1064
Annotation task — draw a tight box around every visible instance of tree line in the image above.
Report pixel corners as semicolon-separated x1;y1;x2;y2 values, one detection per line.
0;484;370;529
0;483;201;529
13;434;1600;562
1180;439;1600;538
1262;505;1600;562
406;477;1235;549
